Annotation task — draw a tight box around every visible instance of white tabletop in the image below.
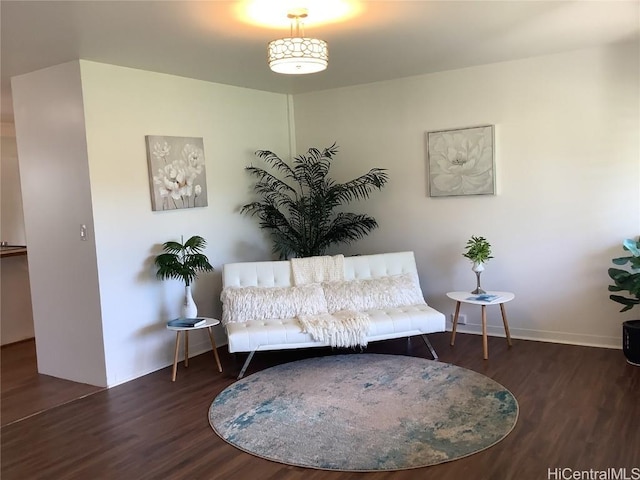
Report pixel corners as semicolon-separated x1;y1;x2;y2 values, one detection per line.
166;317;220;331
446;291;515;305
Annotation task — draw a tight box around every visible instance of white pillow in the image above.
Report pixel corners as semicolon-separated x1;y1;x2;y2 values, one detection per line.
322;274;425;313
220;283;328;325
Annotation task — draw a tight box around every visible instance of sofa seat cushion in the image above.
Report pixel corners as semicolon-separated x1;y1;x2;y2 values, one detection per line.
227;318;321;353
365;305;445;339
226;304;446;353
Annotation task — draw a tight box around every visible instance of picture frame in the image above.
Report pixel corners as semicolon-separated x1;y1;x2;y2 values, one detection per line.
426;125;495;197
145;135;208;211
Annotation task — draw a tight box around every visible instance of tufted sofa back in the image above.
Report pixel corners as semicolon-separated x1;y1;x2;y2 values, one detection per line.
222;251;420;289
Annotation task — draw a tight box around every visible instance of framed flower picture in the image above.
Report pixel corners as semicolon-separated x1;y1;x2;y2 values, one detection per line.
426;125;495;197
145;135;208;211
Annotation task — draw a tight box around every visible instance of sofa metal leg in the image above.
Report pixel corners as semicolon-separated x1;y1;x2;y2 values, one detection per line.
421;335;438;361
238;351;255;379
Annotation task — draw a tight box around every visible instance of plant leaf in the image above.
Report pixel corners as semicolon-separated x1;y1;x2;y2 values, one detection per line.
622;238;640;256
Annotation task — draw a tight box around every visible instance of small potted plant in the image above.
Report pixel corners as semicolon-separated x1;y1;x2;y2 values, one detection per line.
463;236;493;294
154;235;214;318
608;237;640;366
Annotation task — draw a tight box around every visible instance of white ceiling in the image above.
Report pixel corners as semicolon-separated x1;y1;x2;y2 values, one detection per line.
1;1;638;122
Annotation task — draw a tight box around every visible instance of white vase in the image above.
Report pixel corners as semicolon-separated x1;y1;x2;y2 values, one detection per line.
181;285;198;318
472;261;485;273
471;262;486;294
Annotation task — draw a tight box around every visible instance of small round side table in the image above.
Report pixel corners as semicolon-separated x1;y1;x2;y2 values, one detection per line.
447;291;514;360
166;317;223;381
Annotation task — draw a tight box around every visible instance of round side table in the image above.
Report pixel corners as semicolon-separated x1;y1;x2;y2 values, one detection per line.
447;291;514;360
166;317;223;381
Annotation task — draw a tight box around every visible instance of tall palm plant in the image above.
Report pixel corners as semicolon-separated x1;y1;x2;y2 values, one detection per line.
241;143;389;259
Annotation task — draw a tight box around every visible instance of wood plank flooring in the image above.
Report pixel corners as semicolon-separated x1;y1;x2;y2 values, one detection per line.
1;339;105;426
1;333;639;479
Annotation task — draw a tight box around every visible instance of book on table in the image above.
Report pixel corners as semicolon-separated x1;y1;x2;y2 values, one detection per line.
167;317;207;328
466;294;501;302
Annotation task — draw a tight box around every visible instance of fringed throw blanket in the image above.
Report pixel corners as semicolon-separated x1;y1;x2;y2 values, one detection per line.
298;310;371;348
291;255;344;285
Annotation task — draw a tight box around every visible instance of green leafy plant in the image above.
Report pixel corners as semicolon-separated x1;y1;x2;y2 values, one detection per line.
241;143;389;259
608;237;640;312
463;235;493;264
154;235;213;286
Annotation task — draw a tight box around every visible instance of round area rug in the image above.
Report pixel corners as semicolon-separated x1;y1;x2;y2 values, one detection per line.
209;354;518;472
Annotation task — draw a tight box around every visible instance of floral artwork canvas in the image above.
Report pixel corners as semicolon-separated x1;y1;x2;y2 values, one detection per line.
426;125;495;197
146;135;208;211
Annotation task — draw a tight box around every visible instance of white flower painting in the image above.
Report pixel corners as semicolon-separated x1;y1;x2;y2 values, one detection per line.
145;135;208;211
427;125;495;197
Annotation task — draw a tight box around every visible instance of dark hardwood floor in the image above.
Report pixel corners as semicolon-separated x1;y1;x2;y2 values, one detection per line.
1;339;105;426
1;333;638;479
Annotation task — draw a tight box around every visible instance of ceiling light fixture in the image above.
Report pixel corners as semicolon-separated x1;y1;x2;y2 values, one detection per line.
268;8;328;75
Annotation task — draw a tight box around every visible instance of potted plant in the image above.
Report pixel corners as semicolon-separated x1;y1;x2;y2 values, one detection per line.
241;143;389;259
154;235;214;318
463;235;493;294
608;237;640;366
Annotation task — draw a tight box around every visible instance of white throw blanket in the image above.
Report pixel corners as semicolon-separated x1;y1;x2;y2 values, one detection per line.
291;254;345;285
298;310;371;348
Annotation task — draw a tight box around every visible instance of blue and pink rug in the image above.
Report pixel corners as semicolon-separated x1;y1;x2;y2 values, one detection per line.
209;354;518;471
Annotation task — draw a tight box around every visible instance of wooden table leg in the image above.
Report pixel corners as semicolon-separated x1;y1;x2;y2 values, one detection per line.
450;301;461;346
207;327;223;373
482;305;488;360
172;331;181;382
184;331;189;367
500;303;513;347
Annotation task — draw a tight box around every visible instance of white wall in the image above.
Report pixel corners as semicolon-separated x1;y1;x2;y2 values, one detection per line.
11;62;107;385
293;42;640;348
79;61;290;386
11;60;290;386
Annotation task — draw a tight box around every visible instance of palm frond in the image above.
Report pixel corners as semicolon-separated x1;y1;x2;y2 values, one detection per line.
245;166;297;195
318;213;379;252
322;142;339;158
291;145;334;190
252;187;297;210
255;150;296;178
161;241;186;254
183;235;207;252
328;168;389;205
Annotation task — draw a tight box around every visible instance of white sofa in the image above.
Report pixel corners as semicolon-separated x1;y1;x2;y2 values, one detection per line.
221;251;446;378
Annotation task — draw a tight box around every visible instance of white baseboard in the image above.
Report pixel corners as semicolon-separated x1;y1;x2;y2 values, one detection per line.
184;329;622;358
446;323;621;350
109;325;621;387
199;325;621;351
